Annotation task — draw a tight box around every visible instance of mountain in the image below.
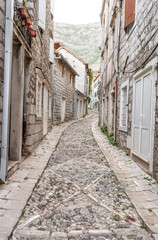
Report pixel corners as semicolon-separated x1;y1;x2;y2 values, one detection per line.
54;22;102;69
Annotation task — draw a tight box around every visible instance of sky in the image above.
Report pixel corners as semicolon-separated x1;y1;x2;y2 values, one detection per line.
54;0;103;25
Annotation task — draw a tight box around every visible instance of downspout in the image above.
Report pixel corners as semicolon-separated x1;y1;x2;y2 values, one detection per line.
114;0;122;140
0;0;14;182
52;62;55;124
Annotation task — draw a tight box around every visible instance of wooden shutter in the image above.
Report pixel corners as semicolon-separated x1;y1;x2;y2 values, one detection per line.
125;0;135;28
49;38;54;63
38;0;46;30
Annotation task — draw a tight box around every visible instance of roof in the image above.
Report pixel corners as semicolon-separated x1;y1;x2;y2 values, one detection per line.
75;89;87;99
57;46;88;66
55;52;79;76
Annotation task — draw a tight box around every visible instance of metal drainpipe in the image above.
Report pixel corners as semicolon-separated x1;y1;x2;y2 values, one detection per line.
52;62;55;125
114;0;122;141
0;0;14;182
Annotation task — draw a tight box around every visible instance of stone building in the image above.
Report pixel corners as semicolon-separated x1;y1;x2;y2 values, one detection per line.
56;46;89;119
99;0;158;178
0;0;54;182
53;51;78;124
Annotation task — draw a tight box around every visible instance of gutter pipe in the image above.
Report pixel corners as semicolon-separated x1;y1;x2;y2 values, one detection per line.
52;61;55;124
114;0;122;140
0;0;14;182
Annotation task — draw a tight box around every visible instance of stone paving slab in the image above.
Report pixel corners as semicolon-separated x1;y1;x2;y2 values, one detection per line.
92;120;158;234
0;117;89;240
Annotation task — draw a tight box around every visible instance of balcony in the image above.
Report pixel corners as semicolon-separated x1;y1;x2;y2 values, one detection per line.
14;0;34;48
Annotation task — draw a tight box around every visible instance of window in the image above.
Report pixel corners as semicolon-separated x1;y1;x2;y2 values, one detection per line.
125;0;135;29
38;0;46;30
50;0;55;15
49;94;51;118
119;80;129;132
36;78;42;117
49;38;54;63
70;74;74;85
62;66;65;78
70;100;73;112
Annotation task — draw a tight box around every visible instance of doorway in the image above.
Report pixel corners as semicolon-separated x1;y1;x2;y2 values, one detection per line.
43;85;48;135
61;97;66;122
132;69;155;169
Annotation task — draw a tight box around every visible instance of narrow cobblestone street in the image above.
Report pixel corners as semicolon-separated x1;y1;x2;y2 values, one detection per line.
13;112;154;240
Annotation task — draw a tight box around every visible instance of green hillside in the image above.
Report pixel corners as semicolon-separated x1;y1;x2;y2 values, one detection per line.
54;22;102;66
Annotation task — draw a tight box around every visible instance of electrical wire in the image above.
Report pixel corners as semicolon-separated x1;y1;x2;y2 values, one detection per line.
120;28;158;74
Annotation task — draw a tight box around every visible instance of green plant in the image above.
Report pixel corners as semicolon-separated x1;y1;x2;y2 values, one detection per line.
22;209;25;215
144;177;153;181
100;124;118;146
148;208;152;212
89;69;94;94
112;233;117;237
140;221;148;230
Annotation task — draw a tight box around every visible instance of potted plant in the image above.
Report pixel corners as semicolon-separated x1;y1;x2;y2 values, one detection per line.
19;8;27;19
26;23;32;30
28;29;37;37
25;17;31;25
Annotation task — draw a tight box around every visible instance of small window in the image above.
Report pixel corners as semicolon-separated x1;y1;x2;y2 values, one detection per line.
49;94;51;118
38;0;46;30
36;78;42;117
119;80;129;132
70;74;74;85
62;66;65;78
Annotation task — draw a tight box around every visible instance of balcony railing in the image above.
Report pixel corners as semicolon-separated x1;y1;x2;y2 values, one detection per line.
14;0;34;48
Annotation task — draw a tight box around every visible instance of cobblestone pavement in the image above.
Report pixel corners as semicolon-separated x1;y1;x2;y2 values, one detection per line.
14;113;154;240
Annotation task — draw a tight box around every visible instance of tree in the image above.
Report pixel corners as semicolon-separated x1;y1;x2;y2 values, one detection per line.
89;69;94;95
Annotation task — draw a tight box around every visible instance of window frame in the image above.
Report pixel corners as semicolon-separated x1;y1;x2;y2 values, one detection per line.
119;79;129;132
38;0;46;30
50;0;54;16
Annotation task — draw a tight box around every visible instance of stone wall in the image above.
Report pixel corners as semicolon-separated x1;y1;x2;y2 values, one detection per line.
117;0;158;176
53;60;75;125
0;0;5;150
58;48;89;97
23;0;54;155
100;0;158;178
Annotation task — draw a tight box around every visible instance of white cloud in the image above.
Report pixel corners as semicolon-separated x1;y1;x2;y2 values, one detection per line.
54;0;103;25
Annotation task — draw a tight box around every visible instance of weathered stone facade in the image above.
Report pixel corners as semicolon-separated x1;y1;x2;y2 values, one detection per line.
99;0;158;178
24;0;54;155
53;53;77;124
0;0;54;181
57;47;89;118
